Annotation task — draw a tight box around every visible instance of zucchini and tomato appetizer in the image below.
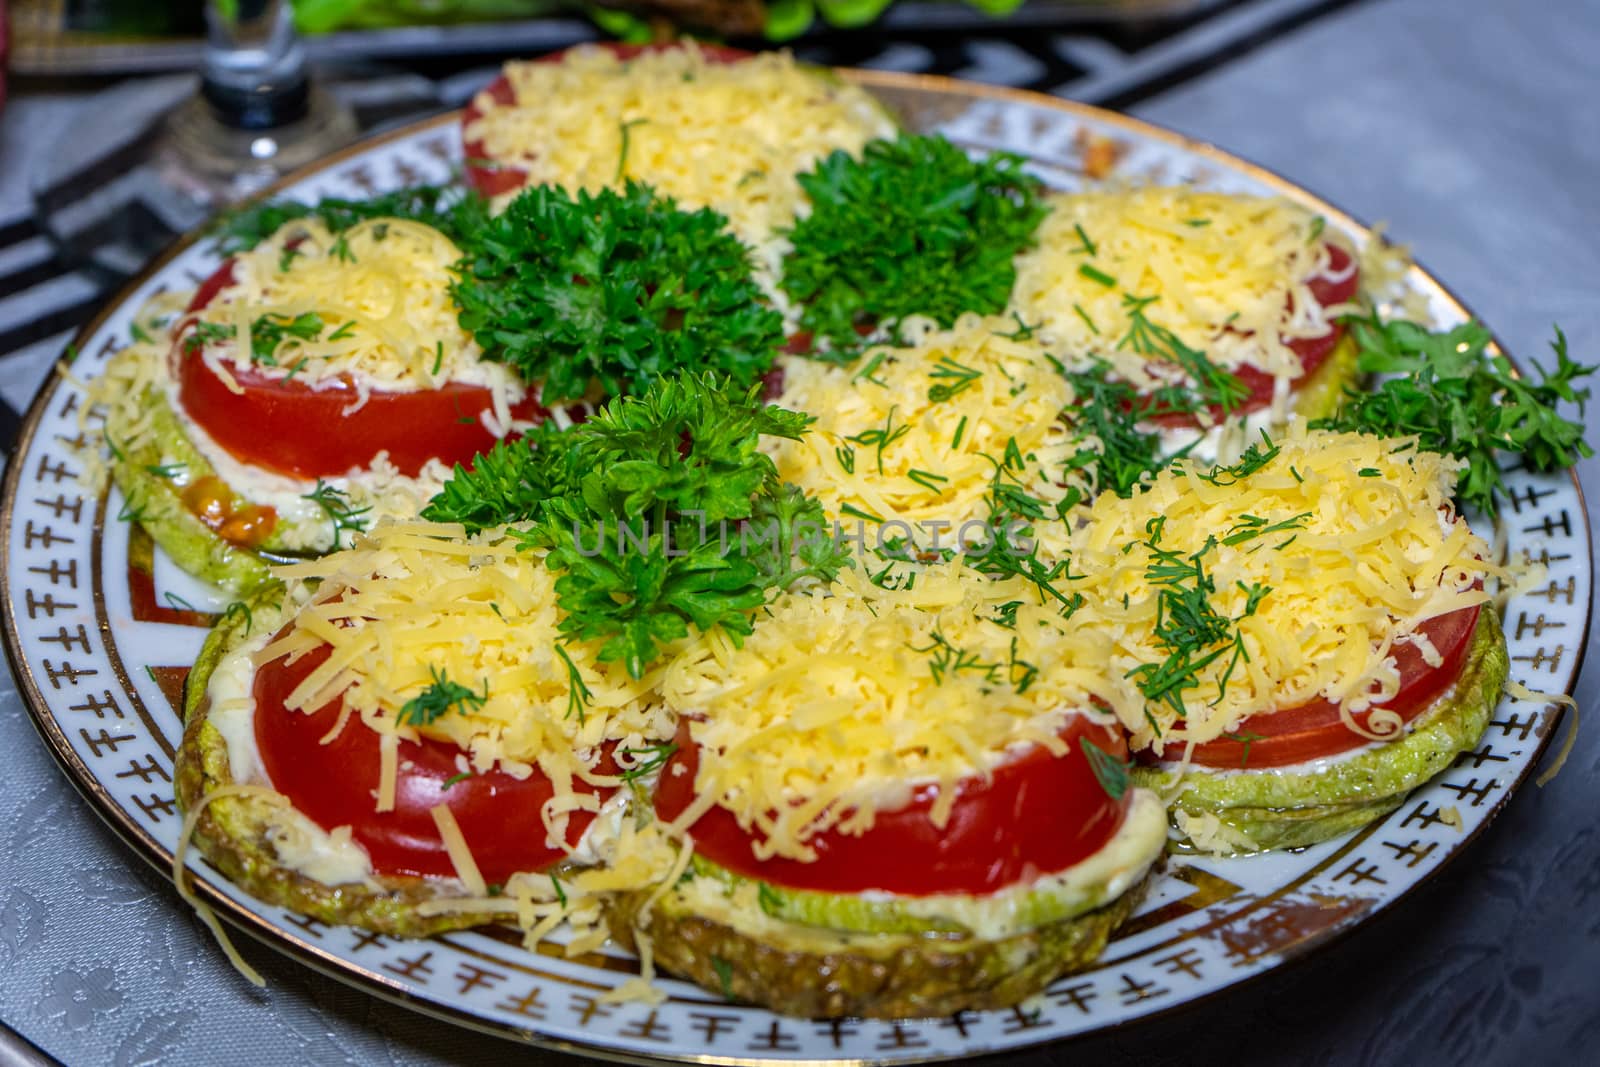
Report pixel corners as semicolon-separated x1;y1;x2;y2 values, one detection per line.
636;562;1165;1018
99;202;547;593
1068;426;1507;854
176;523;678;937
1010;187;1362;454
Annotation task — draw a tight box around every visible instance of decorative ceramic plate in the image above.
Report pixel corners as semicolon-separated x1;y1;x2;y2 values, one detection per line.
1;71;1589;1065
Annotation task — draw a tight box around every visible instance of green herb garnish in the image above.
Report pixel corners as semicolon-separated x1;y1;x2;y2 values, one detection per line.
1071;222;1097;255
422;373;847;678
619;742;677;783
910;629;1001;687
1080;737;1130;800
846;407;910;474
615;118;648;182
1078;263;1117;288
1060;359;1192;501
1312;316;1594;516
397;667;487;727
451;181;782;405
1124;528;1267;719
1118;294;1249;413
552;643;593;725
302;479;371;550
210;184;488;254
248;312;325;365
780;133;1045;357
927;355;984;403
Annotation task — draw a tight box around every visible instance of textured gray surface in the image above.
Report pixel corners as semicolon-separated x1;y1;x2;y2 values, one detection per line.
2;0;1598;1063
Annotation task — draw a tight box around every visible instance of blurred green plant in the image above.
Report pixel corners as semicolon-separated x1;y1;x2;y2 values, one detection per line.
290;0;1026;38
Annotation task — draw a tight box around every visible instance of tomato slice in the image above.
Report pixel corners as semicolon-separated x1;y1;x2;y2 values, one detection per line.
1146;242;1359;427
1167;602;1482;769
462;42;754;200
252;638;613;883
175;259;547;479
655;714;1131;897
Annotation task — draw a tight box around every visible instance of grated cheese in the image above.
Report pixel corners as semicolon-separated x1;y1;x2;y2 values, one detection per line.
431;804;488;896
769;313;1079;558
466;44;896;300
1066;424;1497;752
174;784;290;987
661;560;1134;863
1009;188;1354;394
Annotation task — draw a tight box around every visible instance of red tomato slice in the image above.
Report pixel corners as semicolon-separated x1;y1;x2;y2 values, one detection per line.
252;637;614;883
1168;602;1481;769
1146;242;1359;427
655;714;1132;897
175;258;547;480
461;42;755;200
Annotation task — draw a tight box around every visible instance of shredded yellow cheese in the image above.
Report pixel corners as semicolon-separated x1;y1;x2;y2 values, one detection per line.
1067;425;1496;751
174;784;290;988
1009;188;1355;394
1504;679;1581;787
430;804;488;896
661;561;1130;862
467;44;895;291
769;314;1079;558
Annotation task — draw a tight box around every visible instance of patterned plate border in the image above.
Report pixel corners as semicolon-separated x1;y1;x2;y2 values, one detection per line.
1;71;1591;1066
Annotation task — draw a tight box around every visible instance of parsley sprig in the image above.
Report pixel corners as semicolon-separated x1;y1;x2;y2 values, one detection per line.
423;373;849;678
780;133;1046;358
1313;315;1594;515
209;184;489;255
450;181;783;405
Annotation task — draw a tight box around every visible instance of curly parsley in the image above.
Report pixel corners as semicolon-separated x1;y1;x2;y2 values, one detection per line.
422;373;848;678
780;133;1046;358
450;181;783;405
1313;314;1594;516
